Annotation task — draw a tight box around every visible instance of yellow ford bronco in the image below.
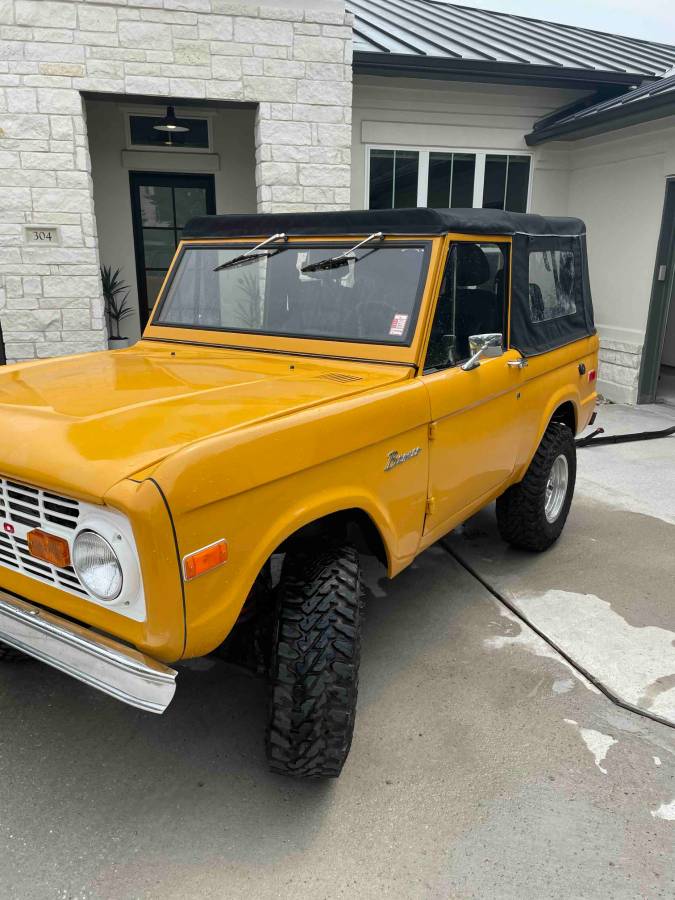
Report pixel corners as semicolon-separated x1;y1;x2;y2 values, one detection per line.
0;208;598;777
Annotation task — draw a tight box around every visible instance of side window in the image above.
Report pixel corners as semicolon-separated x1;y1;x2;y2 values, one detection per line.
425;242;508;372
528;249;577;323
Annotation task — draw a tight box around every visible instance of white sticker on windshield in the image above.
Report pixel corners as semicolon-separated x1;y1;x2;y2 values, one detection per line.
389;313;409;336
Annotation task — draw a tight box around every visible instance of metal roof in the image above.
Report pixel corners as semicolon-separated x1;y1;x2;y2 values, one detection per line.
348;0;675;86
526;69;675;143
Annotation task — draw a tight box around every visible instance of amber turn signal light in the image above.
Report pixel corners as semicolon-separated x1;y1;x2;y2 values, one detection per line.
27;529;71;568
183;539;228;581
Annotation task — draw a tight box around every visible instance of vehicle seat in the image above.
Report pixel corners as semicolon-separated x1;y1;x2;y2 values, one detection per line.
455;243;502;358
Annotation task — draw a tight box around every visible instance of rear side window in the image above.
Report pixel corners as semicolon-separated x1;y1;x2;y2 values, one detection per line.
528;249;577;323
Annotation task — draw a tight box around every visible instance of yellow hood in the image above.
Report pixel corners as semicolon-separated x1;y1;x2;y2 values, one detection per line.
0;342;409;501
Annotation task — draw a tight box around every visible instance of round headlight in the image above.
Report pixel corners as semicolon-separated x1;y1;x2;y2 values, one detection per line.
73;530;123;601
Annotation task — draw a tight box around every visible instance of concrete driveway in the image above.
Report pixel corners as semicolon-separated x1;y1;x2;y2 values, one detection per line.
0;403;673;899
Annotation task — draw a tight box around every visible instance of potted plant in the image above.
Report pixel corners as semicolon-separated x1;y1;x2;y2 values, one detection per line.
101;265;133;349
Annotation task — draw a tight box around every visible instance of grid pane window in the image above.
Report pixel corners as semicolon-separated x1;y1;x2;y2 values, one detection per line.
369;149;420;209
427;152;476;207
483;154;531;212
130;173;215;327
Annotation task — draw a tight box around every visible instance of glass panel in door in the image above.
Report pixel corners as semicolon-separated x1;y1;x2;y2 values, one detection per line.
130;172;215;327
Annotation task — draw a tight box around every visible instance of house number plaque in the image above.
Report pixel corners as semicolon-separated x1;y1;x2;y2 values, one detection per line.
24;225;61;245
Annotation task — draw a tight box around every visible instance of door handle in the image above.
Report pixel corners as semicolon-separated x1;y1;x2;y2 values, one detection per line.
507;358;528;369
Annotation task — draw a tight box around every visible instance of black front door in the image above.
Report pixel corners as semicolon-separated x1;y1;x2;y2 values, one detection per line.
130;172;216;327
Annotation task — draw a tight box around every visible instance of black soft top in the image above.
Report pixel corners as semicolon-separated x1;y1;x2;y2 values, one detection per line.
183;207;585;239
182;207;594;358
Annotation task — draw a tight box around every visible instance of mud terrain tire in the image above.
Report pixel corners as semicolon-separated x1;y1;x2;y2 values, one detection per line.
266;543;362;778
496;422;576;552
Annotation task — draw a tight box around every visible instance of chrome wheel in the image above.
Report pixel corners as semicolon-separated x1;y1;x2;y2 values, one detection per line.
544;454;569;523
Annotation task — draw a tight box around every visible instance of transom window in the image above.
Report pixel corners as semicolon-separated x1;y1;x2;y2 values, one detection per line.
367;147;531;213
126;113;211;151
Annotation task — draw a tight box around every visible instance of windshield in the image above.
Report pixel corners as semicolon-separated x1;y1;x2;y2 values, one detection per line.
153;242;429;345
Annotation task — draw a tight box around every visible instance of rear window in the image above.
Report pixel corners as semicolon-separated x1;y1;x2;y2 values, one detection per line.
528;249;577;323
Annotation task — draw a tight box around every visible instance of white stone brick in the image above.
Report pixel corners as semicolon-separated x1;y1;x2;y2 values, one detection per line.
174;39;210;66
0;112;50;139
169;77;206;97
197;14;233;41
316;123;351;146
164;0;211;11
0;41;25;61
1;309;61;331
39;62;85;77
293;35;344;62
15;1;76;29
33;27;78;44
299;163;350;186
271;184;303;203
270;144;309;162
37;340;105;358
241;57;263;75
305;61;345;81
22;275;42;295
258;5;304;22
32;187;91;213
78;5;118;32
119;20;172;49
24;42;85;63
62;308;93;330
258;161;298;185
263;58;304;77
292;102;343;123
212;56;242;79
0;149;19;167
124;75;170;94
75;30;120;48
2;186;31;209
38;87;84;115
5;343;37;360
244;75;297;102
20;151;73;169
7;295;39;309
296;79;351;105
205;79;243;99
6;88;37;113
258;119;311;145
234;17;293;46
42;275;101;298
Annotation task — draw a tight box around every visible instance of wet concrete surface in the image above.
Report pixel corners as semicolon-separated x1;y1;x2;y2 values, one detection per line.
1;545;673;899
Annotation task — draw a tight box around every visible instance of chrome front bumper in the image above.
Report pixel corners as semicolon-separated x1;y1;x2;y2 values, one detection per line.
0;590;177;714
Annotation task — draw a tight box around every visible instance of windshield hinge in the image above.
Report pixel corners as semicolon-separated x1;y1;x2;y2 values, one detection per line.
425;496;436;517
428;421;437;442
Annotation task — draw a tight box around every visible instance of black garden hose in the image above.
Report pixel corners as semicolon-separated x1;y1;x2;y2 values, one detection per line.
576;424;675;447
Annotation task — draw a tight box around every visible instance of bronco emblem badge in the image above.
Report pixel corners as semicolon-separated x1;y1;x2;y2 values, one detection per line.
384;447;421;472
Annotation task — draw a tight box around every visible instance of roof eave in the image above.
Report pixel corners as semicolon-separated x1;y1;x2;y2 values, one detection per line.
525;94;675;144
353;51;652;90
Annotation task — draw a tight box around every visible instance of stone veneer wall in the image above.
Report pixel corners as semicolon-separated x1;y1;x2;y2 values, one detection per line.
0;0;353;362
597;337;643;405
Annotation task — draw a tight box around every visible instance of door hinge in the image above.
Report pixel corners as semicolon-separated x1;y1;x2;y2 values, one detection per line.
428;421;437;441
425;496;436;516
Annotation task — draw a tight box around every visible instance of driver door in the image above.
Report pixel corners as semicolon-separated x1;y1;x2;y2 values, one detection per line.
422;239;525;538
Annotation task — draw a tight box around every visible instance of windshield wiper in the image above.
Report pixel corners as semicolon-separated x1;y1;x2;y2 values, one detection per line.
213;232;288;272
300;231;385;273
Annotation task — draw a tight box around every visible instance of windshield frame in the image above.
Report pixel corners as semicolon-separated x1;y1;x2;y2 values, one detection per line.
144;236;436;365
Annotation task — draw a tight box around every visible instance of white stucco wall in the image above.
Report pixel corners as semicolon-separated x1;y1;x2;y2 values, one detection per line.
86;99;257;342
351;75;585;213
565;117;675;403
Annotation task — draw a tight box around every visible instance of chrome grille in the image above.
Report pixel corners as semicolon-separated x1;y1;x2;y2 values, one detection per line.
0;476;87;598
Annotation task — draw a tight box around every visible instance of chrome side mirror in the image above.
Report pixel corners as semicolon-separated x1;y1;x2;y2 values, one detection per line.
461;333;503;371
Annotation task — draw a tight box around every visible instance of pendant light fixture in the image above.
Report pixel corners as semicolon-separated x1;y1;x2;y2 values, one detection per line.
153;105;189;135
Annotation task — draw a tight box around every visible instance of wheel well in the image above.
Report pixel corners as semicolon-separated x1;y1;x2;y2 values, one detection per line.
278;508;388;567
550;400;576;435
